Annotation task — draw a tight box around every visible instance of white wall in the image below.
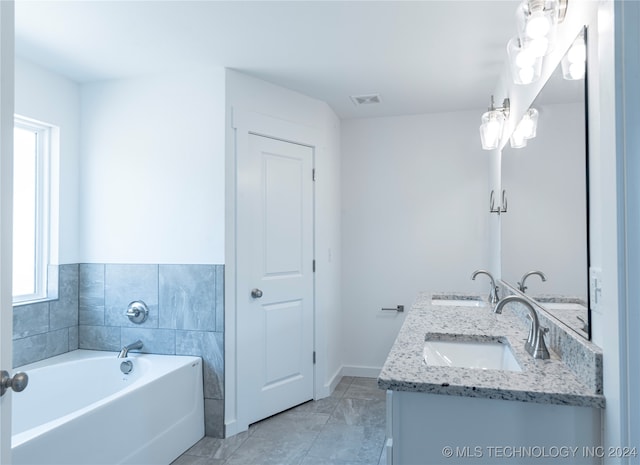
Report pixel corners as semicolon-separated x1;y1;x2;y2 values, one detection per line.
224;70;342;433
14;57;80;264
341;111;491;371
79;66;226;264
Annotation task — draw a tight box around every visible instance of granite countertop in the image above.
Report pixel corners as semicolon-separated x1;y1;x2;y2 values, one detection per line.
378;292;605;409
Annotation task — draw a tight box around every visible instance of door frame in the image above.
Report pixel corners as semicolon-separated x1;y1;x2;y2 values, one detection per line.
225;108;324;436
0;1;14;462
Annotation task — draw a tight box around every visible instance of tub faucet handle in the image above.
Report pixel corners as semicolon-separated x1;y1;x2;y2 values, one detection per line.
125;300;149;324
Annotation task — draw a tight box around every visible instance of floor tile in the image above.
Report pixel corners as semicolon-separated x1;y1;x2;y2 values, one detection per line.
292;397;340;415
251;411;330;440
306;424;385;464
173;376;387;465
328;397;386;427
184;432;249;460
224;433;317;465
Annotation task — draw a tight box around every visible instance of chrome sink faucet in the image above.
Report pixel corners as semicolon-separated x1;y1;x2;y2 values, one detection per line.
494;295;550;360
518;270;547;293
471;269;499;304
118;340;143;358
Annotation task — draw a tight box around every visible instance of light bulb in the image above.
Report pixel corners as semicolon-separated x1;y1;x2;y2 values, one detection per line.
525;11;551;39
510;128;527;148
569;62;585;80
528;37;549;57
518;67;535;84
515;49;535;68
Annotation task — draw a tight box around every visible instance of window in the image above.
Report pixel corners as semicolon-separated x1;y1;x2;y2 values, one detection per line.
13;116;58;304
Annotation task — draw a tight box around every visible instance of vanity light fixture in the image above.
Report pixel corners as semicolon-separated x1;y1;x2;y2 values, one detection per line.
515;0;568;57
510;108;539;148
507;37;543;85
479;95;510;150
561;30;586;80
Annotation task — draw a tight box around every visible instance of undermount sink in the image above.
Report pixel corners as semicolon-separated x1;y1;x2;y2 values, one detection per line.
423;337;522;372
431;296;487;307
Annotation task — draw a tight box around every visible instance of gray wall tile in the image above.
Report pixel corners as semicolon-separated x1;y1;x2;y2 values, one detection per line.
177;330;224;399
78;325;121;351
215;265;224;332
204;399;225;438
13;302;49;339
79;264;105;324
13;328;69;367
105;264;158;328
50;264;79;330
159;265;216;331
121;327;176;355
68;326;79;350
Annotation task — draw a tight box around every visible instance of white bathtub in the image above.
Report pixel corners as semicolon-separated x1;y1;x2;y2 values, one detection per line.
11;349;204;465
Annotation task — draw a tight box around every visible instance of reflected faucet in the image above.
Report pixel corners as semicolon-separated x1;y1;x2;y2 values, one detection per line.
118;340;143;358
518;270;547;293
471;269;499;304
494;295;550;360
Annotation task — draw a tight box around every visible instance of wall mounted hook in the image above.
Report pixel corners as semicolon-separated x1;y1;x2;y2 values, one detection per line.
490;189;508;214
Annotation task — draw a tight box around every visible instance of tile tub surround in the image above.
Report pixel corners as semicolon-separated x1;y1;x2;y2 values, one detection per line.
378;292;605;408
12;263;225;437
77;263;225;437
12;264;79;368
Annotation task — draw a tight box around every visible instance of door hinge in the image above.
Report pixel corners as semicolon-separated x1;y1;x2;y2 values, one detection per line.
313;351;316;364
312;169;316;181
312;260;316;272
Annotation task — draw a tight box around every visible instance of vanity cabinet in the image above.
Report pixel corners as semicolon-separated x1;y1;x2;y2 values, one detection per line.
386;390;601;464
378;293;604;465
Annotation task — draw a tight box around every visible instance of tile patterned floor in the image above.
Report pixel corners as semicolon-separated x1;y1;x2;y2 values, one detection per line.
172;377;387;465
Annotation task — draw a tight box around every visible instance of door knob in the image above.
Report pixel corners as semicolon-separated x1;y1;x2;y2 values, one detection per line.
251;288;263;299
0;370;29;396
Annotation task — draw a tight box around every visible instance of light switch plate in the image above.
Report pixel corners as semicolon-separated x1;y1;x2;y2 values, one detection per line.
589;267;603;312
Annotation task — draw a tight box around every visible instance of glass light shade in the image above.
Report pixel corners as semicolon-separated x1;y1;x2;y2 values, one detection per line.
561;34;586;80
515;0;558;57
510;128;528;148
520;108;539;139
480;110;506;150
507;37;542;85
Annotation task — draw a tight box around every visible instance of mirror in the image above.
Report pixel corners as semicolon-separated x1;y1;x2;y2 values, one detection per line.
501;27;590;339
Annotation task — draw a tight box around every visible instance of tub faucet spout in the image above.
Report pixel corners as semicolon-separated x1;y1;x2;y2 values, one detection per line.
118;340;143;358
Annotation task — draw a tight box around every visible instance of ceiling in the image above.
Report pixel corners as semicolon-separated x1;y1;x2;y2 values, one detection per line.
14;0;521;119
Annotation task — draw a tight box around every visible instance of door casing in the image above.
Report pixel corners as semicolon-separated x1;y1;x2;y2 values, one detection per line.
225;109;325;436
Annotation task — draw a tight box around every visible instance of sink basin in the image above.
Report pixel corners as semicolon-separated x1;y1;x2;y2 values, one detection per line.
423;338;522;372
431;299;486;307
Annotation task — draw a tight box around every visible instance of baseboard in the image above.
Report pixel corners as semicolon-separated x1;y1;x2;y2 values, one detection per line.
318;365;384;399
340;365;383;379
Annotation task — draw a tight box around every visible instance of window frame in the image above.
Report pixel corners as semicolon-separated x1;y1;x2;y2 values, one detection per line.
13;115;59;305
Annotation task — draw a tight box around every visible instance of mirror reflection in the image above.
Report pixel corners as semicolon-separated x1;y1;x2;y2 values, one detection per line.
501;27;589;338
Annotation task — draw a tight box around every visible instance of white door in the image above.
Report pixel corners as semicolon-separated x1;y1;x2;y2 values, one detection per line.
0;1;14;462
237;133;314;425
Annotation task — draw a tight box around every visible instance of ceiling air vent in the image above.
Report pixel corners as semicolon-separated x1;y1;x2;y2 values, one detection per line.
350;94;382;106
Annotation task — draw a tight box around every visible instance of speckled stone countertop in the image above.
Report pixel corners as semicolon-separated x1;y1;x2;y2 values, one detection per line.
378;292;605;409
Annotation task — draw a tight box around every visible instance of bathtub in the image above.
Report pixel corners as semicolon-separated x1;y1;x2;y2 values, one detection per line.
11;350;204;465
